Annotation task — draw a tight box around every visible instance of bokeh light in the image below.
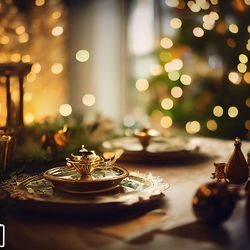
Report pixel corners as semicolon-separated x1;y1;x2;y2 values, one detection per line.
193;27;204;37
160;116;173;128
136;79;149;91
228;106;238;118
52;26;64;36
168;71;180;81
170;18;182;29
82;94;96;106
161;98;174;110
213;106;223;117
160;37;173;49
228;72;241;84
59;104;72;117
25;113;34;124
207;120;218;131
75;50;90;62
180;74;192;85
186;121;201;134
51;63;63;74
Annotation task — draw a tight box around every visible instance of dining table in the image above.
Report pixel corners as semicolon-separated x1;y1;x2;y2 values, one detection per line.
1;137;250;250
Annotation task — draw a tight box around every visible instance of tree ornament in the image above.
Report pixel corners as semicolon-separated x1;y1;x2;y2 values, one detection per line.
192;182;236;226
224;138;249;185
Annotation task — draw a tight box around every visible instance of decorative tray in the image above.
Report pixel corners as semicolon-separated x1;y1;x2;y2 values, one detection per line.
43;165;129;194
1;172;169;214
101;136;199;163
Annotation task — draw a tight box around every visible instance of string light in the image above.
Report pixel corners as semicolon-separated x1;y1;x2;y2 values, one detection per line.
193;27;204;37
75;50;90;62
239;54;248;63
213;106;223;117
186;121;201;134
229;24;239;34
24;92;32;102
180;74;192;85
164;58;183;72
160;116;173;128
160;37;173;49
123;115;135;127
25;113;34;124
171;86;183;98
228;72;241;84
150;64;163;76
228;106;238;118
245;120;250;130
165;0;179;8
10;53;21;62
207;120;218;131
15;26;25;35
35;0;45;7
0;36;10;45
161;98;174;110
243;72;250;84
59;104;72;117
52;26;63;36
32;63;42;74
237;63;247;73
51;11;61;19
82;94;95;106
246;98;250;107
170;18;182;29
51;63;63;74
168;71;180;81
135;79;149;91
18;33;29;43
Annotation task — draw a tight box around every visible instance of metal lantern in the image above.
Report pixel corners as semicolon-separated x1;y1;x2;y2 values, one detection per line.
0;62;32;131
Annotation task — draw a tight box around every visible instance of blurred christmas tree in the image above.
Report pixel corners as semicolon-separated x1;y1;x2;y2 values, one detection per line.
145;0;250;139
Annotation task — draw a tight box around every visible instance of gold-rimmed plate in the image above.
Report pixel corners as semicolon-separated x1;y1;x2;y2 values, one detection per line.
101;136;199;163
44;166;129;194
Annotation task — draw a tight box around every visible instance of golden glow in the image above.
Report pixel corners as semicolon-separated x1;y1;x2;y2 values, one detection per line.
52;26;63;36
168;71;180;81
10;53;21;62
193;27;204;37
244;0;250;5
245;120;250;130
15;26;25;35
82;94;96;106
243;72;250;84
237;63;247;73
228;72;241;84
32;63;42;74
161;98;174;110
160;116;173;128
164;58;183;72
239;54;248;63
170;18;182;29
210;0;218;4
213;106;223;117
51;11;61;19
160;51;172;62
186;121;201;134
0;35;10;45
51;63;63;74
59;104;72;117
22;55;31;63
180;74;192;85
25;113;34;124
26;72;37;82
35;0;45;6
76;50;90;62
24;92;32;102
160;37;173;49
165;0;179;7
171;86;183;98
229;24;239;33
246;98;250;107
228;106;238;118
150;64;163;76
207;120;218;131
135;79;149;91
18;33;29;43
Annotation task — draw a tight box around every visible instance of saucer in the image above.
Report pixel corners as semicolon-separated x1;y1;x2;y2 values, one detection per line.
44;166;129;194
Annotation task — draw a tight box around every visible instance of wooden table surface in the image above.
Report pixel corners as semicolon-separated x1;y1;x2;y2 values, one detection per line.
1;137;250;250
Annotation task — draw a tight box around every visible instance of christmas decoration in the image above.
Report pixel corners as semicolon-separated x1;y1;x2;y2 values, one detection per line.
212;137;249;184
192;182;237;226
137;0;250;139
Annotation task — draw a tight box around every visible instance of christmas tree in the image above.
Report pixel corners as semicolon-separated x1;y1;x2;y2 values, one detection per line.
143;0;250;139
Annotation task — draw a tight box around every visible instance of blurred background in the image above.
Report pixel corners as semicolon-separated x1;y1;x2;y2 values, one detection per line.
0;0;250;139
